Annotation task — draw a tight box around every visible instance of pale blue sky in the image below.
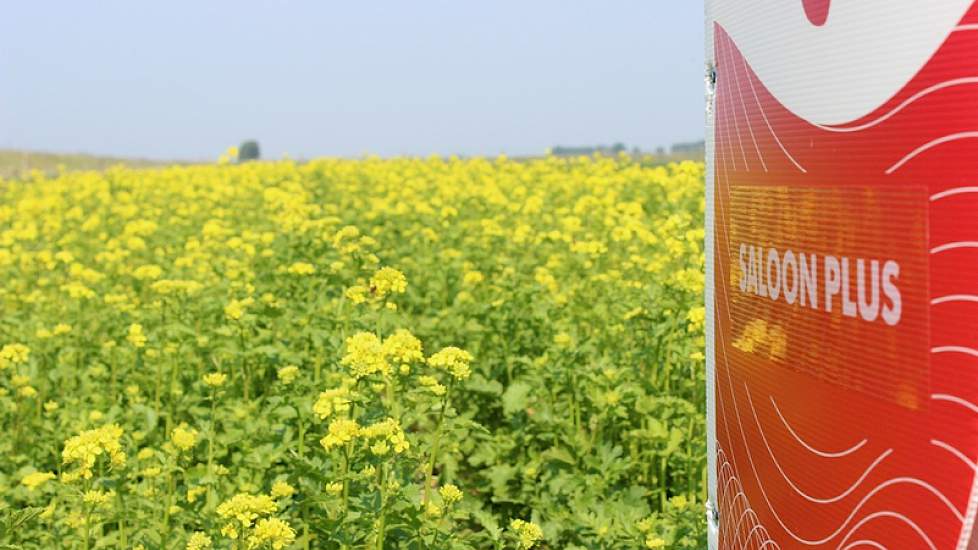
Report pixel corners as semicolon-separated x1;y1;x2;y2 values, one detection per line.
0;2;704;160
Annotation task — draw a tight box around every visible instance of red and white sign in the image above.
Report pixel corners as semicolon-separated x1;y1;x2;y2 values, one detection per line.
706;1;978;549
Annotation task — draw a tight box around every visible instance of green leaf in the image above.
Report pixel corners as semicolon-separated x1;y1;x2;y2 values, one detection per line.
502;381;532;416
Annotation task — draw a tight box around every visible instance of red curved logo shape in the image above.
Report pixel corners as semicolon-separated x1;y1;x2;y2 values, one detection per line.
802;0;830;26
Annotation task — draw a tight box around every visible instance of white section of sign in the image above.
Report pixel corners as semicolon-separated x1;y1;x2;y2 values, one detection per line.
704;4;718;548
712;0;972;125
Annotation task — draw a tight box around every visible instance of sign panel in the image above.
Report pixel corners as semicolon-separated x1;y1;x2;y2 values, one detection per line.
705;2;978;548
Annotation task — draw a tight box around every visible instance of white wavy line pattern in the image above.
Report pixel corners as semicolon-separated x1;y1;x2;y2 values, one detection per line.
886;132;978;174
931;439;978;471
727;32;807;173
932;393;978;416
816;78;978;134
770;396;868;458
746;385;893;504
932;346;978;359
718;449;780;550
931;241;978;254
931;294;978;305
930;186;978;201
836;511;937;550
722;31;766;172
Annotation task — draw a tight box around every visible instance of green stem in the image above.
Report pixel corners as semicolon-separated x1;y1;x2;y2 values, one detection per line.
83;504;91;550
117;488;128;549
422;382;453;507
296;395;305;459
239;326;250;402
109;351;117;403
340;444;351;513
154;357;163;417
207;388;217;507
375;462;387;550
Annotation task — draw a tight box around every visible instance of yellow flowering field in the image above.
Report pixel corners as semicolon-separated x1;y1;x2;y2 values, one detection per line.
0;156;706;549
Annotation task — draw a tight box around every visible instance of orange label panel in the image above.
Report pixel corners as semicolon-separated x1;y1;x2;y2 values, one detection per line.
726;186;929;408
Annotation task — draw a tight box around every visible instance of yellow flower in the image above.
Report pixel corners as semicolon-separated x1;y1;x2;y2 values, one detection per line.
370;440;390;456
224;299;245;321
203;372;228;387
344;284;369;304
62;424;126;479
248;518;296;550
382;329;424;365
439;484;463;505
270;480;296;498
11;374;30;387
325;482;343;496
21;471;56;491
221;523;239;540
669;494;689;510
82;489;115;506
186;531;212;550
361;417;409;454
320;418;360;451
425;502;443;517
216;493;277;527
462;270;485;286
418;375;446;396
286;261;316;275
428;346;473;380
18;386;37;398
43;400;59;412
369;267;407;298
276;365;300;384
127;323;147;348
341;332;389;379
151;279;204;296
510;519;544;549
53;323;73;335
313;384;352;420
0;343;30;369
645;536;666;549
171;424;199;452
133;264;163;280
686;306;705;333
553;333;572;347
62;282;96;300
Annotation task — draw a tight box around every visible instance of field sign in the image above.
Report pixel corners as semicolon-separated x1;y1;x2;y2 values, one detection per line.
705;1;978;548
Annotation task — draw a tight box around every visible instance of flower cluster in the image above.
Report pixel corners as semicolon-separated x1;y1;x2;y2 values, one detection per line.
62;424;126;481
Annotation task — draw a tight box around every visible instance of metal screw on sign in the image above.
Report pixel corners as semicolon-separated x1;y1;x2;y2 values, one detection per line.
705;64;717;117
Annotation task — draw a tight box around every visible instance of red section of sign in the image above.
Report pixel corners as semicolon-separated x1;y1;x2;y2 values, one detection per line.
713;4;978;549
802;0;830;26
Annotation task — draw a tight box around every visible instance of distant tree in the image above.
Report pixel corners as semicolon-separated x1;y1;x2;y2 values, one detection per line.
611;142;626;154
238;140;260;162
